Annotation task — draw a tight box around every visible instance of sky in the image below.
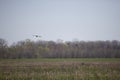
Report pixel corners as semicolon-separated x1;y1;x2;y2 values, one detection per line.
0;0;120;45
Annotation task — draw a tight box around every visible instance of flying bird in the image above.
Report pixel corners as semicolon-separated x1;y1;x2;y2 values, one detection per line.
33;35;41;38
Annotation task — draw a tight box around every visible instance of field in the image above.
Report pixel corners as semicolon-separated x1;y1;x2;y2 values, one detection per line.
0;58;120;80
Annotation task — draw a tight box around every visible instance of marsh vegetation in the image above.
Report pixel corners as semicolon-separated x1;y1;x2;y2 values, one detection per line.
0;58;120;80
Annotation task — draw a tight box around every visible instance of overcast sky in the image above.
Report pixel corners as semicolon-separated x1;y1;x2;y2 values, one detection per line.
0;0;120;44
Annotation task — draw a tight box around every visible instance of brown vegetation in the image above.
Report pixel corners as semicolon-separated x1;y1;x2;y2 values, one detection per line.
0;59;120;80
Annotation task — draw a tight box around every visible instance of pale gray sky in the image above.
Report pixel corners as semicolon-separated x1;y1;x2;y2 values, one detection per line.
0;0;120;44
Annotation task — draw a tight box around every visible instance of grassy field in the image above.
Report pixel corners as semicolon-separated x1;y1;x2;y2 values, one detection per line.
0;58;120;80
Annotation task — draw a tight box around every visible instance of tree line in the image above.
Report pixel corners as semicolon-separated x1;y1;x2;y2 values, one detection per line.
0;38;120;59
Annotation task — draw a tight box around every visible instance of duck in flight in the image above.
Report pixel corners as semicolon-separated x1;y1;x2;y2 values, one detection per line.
33;35;41;38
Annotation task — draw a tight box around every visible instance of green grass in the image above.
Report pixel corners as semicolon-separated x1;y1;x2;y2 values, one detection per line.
0;58;120;80
0;58;120;62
